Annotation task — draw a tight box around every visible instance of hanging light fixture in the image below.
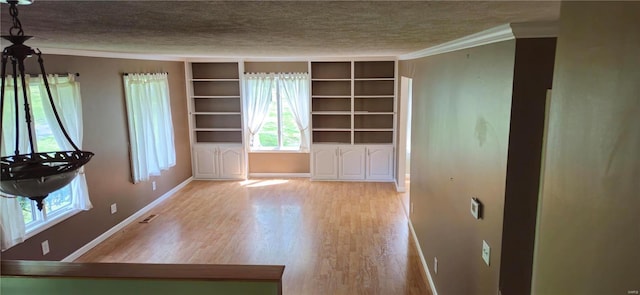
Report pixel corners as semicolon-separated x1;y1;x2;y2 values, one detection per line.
1;0;93;210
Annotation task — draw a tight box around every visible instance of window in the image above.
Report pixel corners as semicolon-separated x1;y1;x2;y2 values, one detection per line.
243;73;310;152
20;88;75;230
123;73;176;183
1;74;91;245
254;84;301;150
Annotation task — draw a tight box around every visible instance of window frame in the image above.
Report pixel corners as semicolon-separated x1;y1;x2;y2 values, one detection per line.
10;83;82;237
252;78;303;152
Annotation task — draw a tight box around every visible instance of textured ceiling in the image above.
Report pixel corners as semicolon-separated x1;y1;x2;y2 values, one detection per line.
0;1;560;58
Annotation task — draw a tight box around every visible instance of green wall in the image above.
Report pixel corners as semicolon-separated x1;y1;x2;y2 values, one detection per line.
2;277;279;295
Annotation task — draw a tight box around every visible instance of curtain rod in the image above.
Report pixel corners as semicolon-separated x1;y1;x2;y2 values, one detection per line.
21;73;79;77
53;73;79;77
123;72;169;76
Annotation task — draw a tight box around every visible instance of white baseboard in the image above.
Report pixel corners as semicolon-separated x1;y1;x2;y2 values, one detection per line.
395;180;406;192
249;173;310;178
61;177;193;262
409;220;438;295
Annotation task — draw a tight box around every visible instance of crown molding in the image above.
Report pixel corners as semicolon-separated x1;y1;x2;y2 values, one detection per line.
38;48;187;62
510;21;559;39
34;21;557;62
398;21;558;61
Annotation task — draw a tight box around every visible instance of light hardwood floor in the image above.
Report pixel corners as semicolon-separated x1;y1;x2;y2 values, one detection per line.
77;179;431;295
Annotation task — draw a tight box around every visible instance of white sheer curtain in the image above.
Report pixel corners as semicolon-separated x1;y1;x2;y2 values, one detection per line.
35;74;92;210
123;73;176;183
1;75;29;251
243;73;275;149
278;73;310;152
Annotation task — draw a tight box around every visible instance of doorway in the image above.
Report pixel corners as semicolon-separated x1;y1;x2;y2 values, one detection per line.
397;77;413;212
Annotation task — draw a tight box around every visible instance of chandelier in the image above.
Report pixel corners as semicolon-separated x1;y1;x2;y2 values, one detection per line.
1;0;93;210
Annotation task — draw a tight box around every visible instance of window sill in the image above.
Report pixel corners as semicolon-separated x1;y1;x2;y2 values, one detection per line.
249;149;309;154
24;208;82;240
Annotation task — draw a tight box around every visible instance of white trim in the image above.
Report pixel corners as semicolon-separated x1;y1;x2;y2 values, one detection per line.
395;181;406;193
510;21;559;39
61;177;193;262
248;173;310;178
399;24;513;60
398;22;558;60
38;48;187;61
409;219;438;295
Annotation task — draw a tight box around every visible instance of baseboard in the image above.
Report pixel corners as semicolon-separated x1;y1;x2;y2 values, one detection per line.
249;173;310;178
395;180;406;192
61;177;193;262
409;220;438;295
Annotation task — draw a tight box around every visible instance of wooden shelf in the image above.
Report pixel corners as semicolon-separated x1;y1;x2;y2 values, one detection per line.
354;128;394;132
312;78;351;82
192;96;241;99
353;111;394;115
192;62;239;79
193;112;241;115
194;128;242;131
312;111;351;115
310;60;396;145
312;128;352;132
311;62;351;80
354;78;395;81
190;62;243;145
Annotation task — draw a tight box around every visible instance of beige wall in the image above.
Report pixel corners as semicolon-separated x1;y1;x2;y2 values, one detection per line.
400;37;555;294
244;62;308;73
1;54;192;260
244;61;310;174
532;2;640;294
402;41;516;295
248;153;310;174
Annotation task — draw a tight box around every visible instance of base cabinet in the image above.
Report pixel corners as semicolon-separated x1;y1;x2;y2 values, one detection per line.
338;146;366;180
366;145;394;180
193;144;245;179
311;145;339;180
311;144;393;181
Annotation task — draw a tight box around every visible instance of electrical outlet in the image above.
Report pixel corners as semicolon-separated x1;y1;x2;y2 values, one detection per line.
482;240;491;266
434;257;438;274
110;203;117;214
41;240;50;255
152;181;157;191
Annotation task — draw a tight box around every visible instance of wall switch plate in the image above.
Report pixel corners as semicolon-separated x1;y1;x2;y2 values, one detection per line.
434;257;438;274
152;181;157;191
41;240;50;255
471;197;481;219
482;240;491;266
110;203;117;214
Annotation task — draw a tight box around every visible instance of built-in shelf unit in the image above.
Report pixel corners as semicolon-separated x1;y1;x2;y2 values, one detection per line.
188;62;245;179
310;61;396;145
190;62;243;144
310;60;396;181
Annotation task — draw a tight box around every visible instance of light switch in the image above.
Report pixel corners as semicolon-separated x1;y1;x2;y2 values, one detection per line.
471;197;481;219
482;240;491;266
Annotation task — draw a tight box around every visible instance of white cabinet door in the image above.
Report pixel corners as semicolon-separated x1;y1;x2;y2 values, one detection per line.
366;145;394;181
311;145;339;180
219;146;245;179
193;145;218;179
339;146;366;180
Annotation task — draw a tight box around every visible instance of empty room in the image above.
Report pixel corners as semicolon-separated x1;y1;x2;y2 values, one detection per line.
1;1;638;295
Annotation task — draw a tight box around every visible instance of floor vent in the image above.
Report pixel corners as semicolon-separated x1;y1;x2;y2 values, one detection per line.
139;214;158;223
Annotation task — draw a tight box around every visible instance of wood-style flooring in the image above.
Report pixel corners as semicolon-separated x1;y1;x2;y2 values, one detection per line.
77;179;431;295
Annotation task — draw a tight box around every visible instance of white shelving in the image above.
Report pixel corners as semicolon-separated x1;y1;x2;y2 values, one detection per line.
310;60;396;145
188;62;246;179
